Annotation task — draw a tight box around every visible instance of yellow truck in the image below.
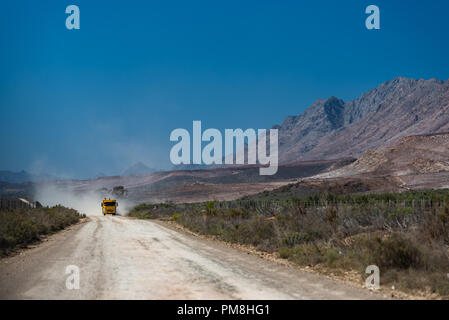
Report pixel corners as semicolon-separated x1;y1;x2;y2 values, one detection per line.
101;198;118;216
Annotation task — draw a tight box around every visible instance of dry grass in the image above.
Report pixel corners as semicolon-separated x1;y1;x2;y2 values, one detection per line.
0;205;83;257
129;190;449;297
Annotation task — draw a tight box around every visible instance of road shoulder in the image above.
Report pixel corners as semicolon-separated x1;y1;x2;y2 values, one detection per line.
150;218;423;300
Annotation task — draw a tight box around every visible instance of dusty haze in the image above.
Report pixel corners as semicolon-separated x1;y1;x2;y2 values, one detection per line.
33;184;135;216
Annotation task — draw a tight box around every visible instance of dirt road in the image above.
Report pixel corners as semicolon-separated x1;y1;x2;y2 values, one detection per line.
0;216;381;299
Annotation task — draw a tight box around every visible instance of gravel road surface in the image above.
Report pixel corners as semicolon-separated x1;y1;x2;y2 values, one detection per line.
0;216;381;299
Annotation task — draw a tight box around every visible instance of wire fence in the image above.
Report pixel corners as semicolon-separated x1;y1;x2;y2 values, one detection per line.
214;198;449;211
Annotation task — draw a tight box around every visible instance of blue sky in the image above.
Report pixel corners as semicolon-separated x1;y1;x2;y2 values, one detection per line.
1;0;448;178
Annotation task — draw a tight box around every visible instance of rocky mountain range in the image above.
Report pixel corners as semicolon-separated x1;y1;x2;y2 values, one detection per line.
275;77;449;163
3;76;449;204
0;170;58;184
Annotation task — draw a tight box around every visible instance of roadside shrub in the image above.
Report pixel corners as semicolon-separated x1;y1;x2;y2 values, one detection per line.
355;234;424;270
419;206;449;244
325;248;340;268
0;206;81;257
325;206;338;224
289;244;326;266
278;247;293;259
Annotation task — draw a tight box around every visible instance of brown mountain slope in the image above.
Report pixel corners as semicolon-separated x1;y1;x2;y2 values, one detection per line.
276;77;449;163
2;159;353;204
314;132;449;190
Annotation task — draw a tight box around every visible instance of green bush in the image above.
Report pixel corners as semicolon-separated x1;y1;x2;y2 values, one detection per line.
278;247;293;259
289;244;326;266
325;248;340;268
355;234;424;270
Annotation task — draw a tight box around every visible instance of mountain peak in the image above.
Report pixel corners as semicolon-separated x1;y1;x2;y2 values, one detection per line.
122;162;156;176
276;76;449;163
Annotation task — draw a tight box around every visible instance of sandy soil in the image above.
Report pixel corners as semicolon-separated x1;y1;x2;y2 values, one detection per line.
0;215;382;300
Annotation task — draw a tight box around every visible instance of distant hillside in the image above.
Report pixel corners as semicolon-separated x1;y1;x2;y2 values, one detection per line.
0;181;35;198
318;132;449;176
1;159;353;203
312;132;449;191
0;170;58;183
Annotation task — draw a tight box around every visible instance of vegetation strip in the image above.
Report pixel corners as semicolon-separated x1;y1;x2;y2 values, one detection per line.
0;205;85;257
129;189;449;298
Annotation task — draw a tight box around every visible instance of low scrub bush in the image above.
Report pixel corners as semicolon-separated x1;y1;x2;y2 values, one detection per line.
130;189;449;297
0;206;81;257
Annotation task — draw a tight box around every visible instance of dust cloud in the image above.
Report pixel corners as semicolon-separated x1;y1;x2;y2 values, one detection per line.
33;184;135;216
